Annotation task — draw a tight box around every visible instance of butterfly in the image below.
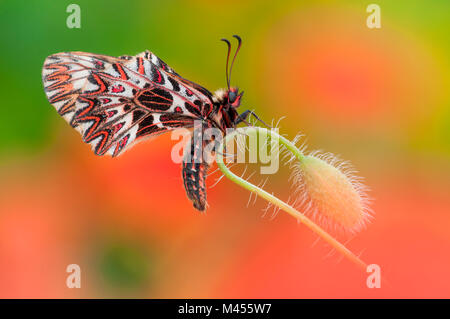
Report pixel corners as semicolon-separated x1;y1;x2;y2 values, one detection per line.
42;35;266;211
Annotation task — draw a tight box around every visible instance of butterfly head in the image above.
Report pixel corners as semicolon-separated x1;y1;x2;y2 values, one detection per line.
213;87;243;109
227;87;244;108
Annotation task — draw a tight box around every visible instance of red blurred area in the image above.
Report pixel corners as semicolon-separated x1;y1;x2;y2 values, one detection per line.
1;132;450;298
0;166;87;298
264;9;439;129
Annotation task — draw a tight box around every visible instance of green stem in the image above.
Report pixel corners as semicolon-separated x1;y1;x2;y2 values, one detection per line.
216;127;368;272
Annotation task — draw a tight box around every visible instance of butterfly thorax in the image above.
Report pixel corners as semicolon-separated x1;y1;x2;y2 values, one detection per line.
210;87;243;131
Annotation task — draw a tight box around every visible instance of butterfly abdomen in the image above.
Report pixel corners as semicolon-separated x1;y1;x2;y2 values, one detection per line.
182;124;210;211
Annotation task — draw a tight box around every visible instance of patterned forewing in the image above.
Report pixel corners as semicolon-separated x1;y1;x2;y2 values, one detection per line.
42;51;213;157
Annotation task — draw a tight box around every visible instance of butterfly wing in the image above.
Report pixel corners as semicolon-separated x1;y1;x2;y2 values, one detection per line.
42;50;213;156
141;50;216;118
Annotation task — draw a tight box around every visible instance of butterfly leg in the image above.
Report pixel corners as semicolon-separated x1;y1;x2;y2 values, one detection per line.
235;110;272;128
182;121;215;211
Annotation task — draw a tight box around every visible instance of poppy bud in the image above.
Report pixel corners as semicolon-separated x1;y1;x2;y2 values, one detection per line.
292;152;372;234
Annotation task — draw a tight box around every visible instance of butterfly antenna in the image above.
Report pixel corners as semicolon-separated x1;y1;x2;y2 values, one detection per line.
221;38;232;90
228;35;242;87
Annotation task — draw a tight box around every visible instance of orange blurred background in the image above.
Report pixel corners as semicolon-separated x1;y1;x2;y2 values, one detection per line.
0;0;449;298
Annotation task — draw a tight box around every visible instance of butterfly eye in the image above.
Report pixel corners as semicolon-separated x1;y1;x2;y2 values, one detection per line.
228;91;237;103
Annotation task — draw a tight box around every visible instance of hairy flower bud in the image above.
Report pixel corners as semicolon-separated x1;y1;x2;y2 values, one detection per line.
291;152;372;234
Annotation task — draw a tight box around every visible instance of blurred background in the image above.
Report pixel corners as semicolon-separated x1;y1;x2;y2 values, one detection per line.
0;0;449;298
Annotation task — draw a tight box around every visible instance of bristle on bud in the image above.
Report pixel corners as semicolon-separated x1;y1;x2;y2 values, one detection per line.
291;151;372;234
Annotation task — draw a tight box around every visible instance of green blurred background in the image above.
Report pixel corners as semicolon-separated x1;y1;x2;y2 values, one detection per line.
0;0;449;298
